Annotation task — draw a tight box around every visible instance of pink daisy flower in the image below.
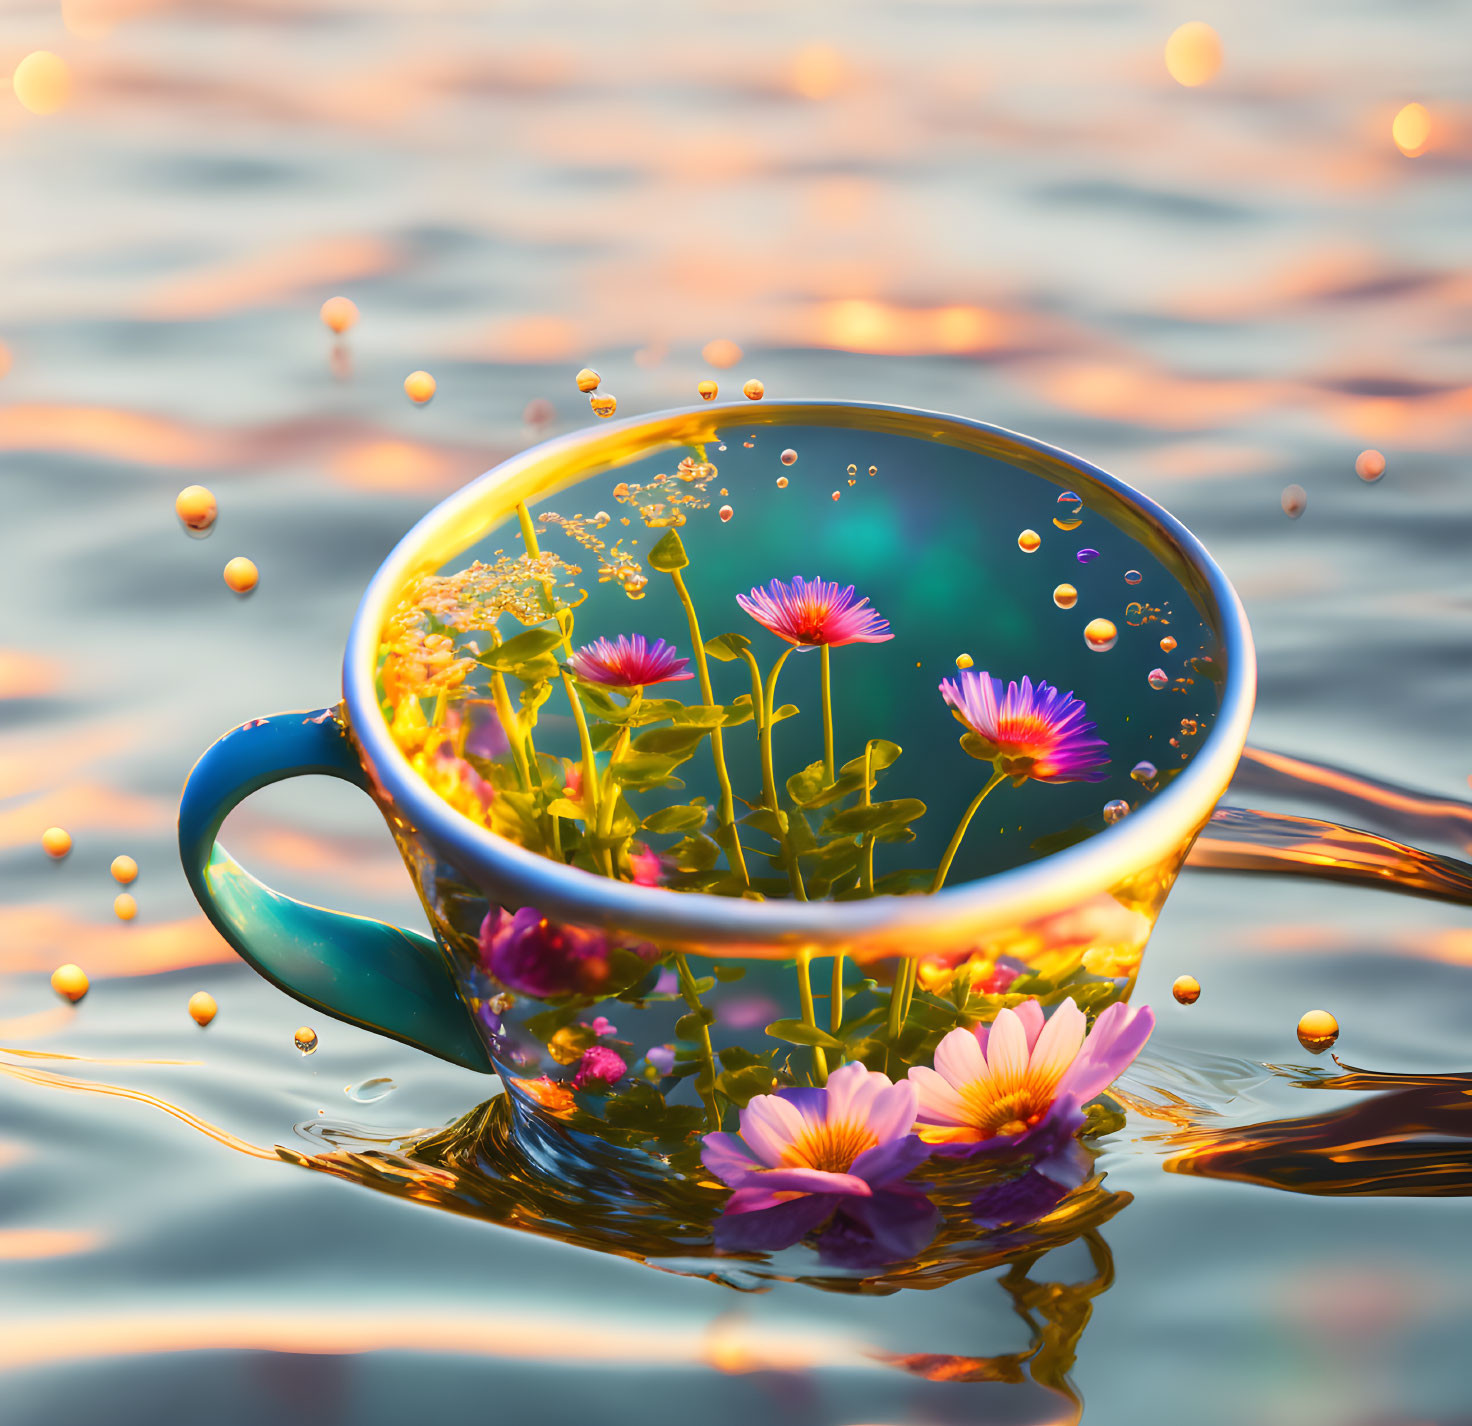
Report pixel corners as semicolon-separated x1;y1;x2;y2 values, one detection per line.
939;670;1109;783
908;997;1153;1167
736;576;893;649
568;633;693;689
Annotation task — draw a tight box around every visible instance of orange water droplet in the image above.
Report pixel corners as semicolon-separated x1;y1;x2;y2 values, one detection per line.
1018;529;1041;553
1296;1009;1339;1053
1052;517;1082;532
319;297;358;335
51;963;88;1003
42;827;72;859
1084;618;1118;652
1392;103;1431;157
868;466;877;477
1355;449;1386;482
1102;799;1130;824
223;557;258;594
113;892;137;921
590;393;617;417
1281;484;1306;518
404;370;436;404
719;505;733;522
110;855;138;885
175;485;217;533
955;653;973;669
13;51;72;115
847;478;856;486
776;476;788;488
698;379;719;401
1172;975;1201;1005
575;367;601;393
831;490;840;501
295;1026;319;1054
742;378;765;401
1159;635;1177;653
780;449;797;465
188;991;218;1026
1052;583;1077;609
1164;22;1222;87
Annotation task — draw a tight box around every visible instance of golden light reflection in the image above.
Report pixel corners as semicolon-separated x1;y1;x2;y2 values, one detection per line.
329;439;459;493
787;44;845;101
1164;23;1222;88
12;52;72;116
803;299;1005;356
1392;102;1431;157
701;338;742;369
0;906;232;978
0;1228;101;1260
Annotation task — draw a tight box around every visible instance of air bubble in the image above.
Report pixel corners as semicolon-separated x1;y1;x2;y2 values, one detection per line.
1124;570;1142;585
1053;583;1078;609
1018;529;1041;553
1281;484;1307;518
1102;799;1130;824
1130;760;1157;783
295;1026;319;1054
1084;618;1117;652
1148;668;1169;689
781;449;797;465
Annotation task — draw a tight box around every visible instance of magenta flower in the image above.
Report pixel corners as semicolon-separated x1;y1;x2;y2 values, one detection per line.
701;1061;937;1259
567;633;693;688
478;907;613;999
940;670;1108;783
572;1044;627;1089
908;998;1153;1173
736;576;893;649
628;842;667;887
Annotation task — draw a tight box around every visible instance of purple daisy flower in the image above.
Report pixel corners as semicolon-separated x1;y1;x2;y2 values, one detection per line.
907;997;1154;1174
701;1061;937;1259
736;576;893;649
939;670;1109;783
567;633;693;688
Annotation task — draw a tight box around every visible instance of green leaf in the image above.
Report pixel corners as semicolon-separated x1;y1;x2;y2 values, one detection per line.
632;725;709;758
642;803;708;834
669;831;721;871
576;684;624;720
786;760;829;807
704;632;751;662
714;1063;780;1108
765;1019;845;1050
713;964;746;983
823;798;927;837
611;755;685;790
959;732;994;761
717;1046;765;1071
547;797;588;821
590;721;623;752
675;1009;715;1039
647;529;689;572
721;696;755;727
770;703;798;723
741;807;787;839
841;739;902;777
479;627;564;670
661;704;727;728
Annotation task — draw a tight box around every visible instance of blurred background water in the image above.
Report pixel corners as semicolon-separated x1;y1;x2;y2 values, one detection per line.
1;2;1470;1423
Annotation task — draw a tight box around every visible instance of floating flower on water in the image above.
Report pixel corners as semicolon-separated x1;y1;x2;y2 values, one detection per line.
908;998;1154;1166
737;576;893;649
940;671;1109;783
702;1061;937;1258
572;1044;627;1089
568;633;693;688
479;907;614;999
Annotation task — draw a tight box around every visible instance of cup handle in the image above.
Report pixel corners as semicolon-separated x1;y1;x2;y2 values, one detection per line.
178;706;493;1072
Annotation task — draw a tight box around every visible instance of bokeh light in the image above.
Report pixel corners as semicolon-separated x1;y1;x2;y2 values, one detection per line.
12;51;73;116
1392;102;1431;157
1164;23;1222;88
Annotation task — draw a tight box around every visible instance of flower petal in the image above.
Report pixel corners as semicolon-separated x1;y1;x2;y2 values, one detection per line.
862;1078;919;1144
1060;1001;1155;1103
933;1024;988;1089
983;1007;1029;1089
700;1132;761;1188
1026;997;1087;1097
908;1064;969;1125
713;1194;837;1252
849;1132;931;1187
971;1171;1072;1230
738;1092;808;1165
1012;997;1046;1052
742;1166;873;1198
821;1188;940;1265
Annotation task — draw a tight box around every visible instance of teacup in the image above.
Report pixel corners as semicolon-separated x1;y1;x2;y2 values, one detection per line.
179;401;1255;1163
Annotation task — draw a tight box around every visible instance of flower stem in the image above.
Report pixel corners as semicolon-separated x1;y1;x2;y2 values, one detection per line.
517;500;574;658
829;952;845;1043
930;767;1008;894
760;647;807;901
674;952;722;1131
489;670;532;792
669;567;750;890
860;740;877;897
820;643;835;785
796;949;828;1084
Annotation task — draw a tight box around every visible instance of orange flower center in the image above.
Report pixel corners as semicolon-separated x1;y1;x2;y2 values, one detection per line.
959;1085;1048;1139
781;1117;879;1174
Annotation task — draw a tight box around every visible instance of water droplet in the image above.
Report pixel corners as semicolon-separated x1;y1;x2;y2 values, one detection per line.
955;653;973;670
1056;490;1083;515
1159;635;1177;653
776;476;789;488
111;855;138;885
1052;583;1078;609
831;491;841;501
847;478;856;486
780;448;797;465
698;380;719;401
1355;449;1386;482
1084;618;1118;652
623;573;648;600
51;963;88;1003
1102;799;1130;824
1124;602;1145;626
347;1076;396;1103
1124;570;1142;585
176;485;217;534
742;378;764;401
404;370;436;404
1130;759;1157;783
1180;718;1198;736
1018;529;1041;553
1076;548;1100;565
188;991;217;1026
295;1026;319;1055
320;297;358;335
114;892;137;921
575;367;601;393
1281;484;1307;518
224;557;259;594
719;505;733;522
847;464;857;477
1147;668;1169;689
590;393;617;418
1296;1009;1339;1054
868;465;877;477
42;826;72;859
1172;975;1201;1005
1052;517;1082;532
